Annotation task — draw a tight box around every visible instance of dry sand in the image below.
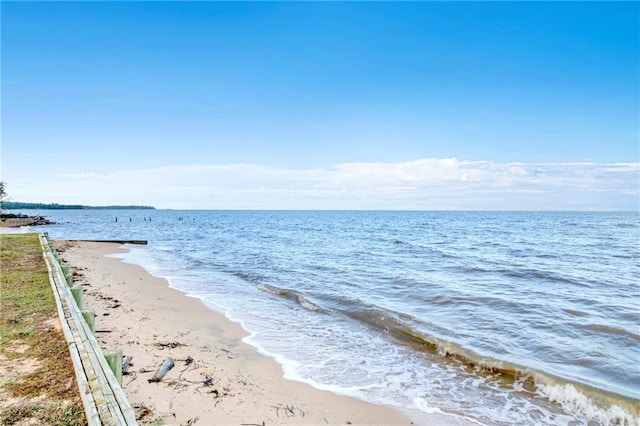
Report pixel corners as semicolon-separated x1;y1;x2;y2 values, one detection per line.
54;240;417;425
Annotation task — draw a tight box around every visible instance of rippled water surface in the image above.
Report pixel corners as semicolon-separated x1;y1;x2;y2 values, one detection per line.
12;210;640;425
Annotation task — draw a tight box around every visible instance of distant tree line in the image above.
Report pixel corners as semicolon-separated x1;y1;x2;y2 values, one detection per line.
3;202;155;210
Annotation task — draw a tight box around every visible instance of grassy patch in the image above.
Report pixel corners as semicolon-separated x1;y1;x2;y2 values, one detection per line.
0;401;85;426
0;233;86;425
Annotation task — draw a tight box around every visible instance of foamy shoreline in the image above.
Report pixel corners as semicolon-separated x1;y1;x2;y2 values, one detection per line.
54;240;427;425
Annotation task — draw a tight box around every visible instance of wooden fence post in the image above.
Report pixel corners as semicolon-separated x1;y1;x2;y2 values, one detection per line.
104;350;123;386
81;310;95;333
70;287;83;309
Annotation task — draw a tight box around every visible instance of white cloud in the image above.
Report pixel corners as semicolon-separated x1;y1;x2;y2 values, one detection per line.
55;172;108;180
7;159;640;210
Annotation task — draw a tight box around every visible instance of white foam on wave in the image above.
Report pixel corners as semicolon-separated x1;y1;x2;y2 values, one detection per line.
412;397;444;415
296;294;323;312
106;245;155;269
537;383;640;426
240;332;371;396
106;248;146;266
412;397;490;425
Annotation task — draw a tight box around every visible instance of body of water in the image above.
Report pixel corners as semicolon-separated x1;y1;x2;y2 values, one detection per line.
7;210;639;425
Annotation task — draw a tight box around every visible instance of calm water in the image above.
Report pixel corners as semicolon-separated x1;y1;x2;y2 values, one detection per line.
7;210;640;425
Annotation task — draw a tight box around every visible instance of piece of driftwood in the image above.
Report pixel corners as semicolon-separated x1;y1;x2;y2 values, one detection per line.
155;341;185;349
123;355;133;375
148;357;174;382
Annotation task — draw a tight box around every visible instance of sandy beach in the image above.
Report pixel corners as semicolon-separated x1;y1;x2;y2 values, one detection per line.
54;240;416;425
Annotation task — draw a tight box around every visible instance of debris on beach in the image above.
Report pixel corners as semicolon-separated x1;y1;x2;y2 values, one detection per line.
132;403;153;421
123;355;133;375
271;403;306;418
155;341;185;349
148;357;175;382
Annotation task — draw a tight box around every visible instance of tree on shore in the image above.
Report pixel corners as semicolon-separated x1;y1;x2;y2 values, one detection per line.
0;182;6;213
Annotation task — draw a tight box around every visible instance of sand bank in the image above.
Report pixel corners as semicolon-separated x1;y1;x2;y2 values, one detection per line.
54;240;416;425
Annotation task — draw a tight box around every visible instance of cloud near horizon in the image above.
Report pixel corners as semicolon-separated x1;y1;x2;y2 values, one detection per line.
11;158;640;211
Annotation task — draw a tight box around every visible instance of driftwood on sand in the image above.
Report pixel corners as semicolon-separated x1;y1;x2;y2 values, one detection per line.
123;355;133;375
148;357;175;383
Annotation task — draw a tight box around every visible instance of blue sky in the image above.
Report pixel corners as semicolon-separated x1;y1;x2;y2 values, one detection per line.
2;1;638;210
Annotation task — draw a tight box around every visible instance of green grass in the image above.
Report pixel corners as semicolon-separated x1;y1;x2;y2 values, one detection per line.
0;233;86;426
0;401;85;426
1;234;55;347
